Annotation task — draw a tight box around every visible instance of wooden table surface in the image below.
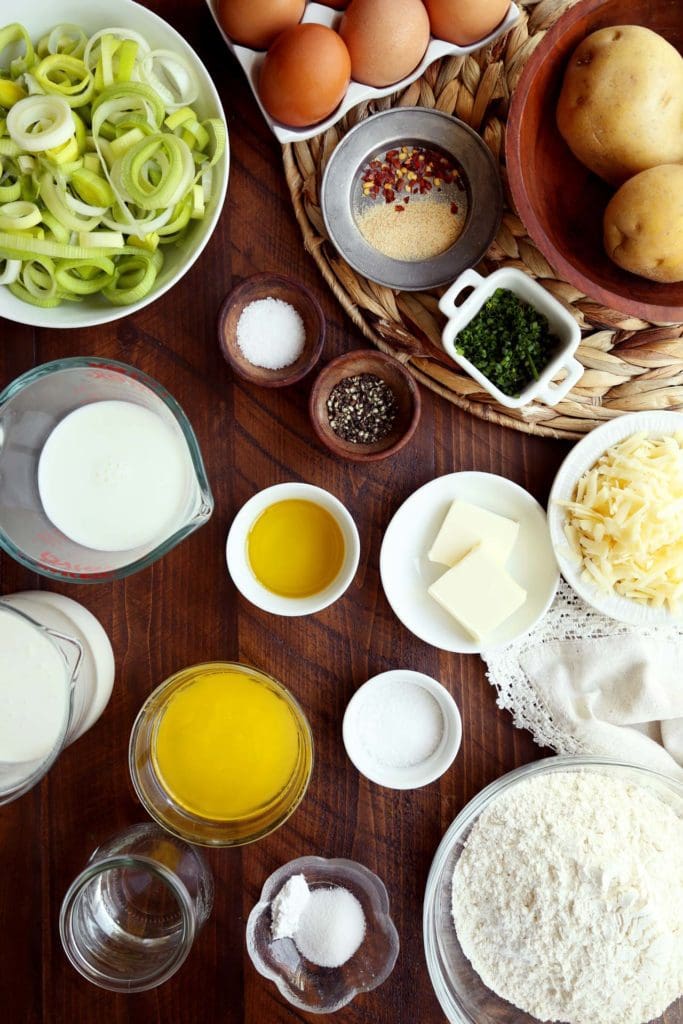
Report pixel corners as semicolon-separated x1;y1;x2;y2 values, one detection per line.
0;4;569;1020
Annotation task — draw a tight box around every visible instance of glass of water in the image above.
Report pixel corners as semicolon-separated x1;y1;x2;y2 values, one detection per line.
59;822;214;992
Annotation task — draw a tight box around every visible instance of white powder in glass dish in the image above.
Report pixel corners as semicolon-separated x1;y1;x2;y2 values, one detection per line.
294;887;366;969
451;771;683;1024
271;874;310;940
270;874;366;969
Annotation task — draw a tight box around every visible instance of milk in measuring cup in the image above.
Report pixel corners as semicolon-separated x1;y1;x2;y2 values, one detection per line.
2;592;115;742
0;606;69;767
0;593;115;801
38;401;192;552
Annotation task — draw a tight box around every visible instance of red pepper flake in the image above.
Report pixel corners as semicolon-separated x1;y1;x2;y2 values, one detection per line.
451;202;459;215
359;145;462;208
395;204;405;212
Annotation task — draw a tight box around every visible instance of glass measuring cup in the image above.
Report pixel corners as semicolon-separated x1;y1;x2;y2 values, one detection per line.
0;357;213;581
60;823;214;992
0;601;82;805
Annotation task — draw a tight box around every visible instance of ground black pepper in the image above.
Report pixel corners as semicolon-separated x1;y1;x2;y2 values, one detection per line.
327;373;398;444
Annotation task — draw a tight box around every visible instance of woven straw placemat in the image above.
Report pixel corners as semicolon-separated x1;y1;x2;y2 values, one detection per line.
282;0;683;441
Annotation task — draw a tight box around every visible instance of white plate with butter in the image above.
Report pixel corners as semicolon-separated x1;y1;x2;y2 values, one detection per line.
380;472;559;654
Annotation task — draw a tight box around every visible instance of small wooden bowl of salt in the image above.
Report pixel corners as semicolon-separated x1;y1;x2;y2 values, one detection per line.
218;273;325;387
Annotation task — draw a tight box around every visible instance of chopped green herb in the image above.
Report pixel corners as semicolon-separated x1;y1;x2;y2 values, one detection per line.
455;288;558;397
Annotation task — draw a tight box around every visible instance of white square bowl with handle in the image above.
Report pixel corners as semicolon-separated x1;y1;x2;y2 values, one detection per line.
439;267;583;409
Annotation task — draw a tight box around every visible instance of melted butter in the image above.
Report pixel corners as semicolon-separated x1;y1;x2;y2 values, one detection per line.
152;667;301;821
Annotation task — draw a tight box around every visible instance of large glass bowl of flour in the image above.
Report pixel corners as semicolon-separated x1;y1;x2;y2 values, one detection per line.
423;755;683;1024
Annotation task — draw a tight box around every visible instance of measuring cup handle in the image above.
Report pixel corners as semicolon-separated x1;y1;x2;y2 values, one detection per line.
46;627;84;684
438;269;485;319
535;357;584;407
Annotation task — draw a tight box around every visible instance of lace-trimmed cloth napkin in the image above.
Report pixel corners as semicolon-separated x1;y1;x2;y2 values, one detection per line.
483;581;683;780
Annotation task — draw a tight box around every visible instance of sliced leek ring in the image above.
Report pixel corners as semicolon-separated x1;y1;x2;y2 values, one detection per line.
6;95;75;152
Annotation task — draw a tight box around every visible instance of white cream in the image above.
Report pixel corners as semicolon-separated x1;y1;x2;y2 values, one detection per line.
38;400;191;552
2;592;114;743
0;605;69;765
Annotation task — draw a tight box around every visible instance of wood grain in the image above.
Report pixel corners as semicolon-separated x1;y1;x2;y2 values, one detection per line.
0;4;566;1021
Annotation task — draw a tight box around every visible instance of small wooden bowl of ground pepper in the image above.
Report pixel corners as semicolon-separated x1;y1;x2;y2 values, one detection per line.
309;350;421;462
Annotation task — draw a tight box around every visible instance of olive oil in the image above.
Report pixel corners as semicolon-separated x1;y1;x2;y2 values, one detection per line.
247;499;345;598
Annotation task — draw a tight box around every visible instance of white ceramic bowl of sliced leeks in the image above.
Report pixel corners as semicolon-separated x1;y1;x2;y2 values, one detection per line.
0;0;229;328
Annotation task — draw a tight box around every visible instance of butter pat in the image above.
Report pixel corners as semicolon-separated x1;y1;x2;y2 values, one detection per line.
428;499;519;567
428;546;527;642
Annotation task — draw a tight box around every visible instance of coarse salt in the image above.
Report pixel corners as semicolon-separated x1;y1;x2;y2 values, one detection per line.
236;297;306;370
357;679;444;769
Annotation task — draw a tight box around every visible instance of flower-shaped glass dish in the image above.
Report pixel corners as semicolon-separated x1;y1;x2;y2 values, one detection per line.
423;755;683;1024
246;855;399;1014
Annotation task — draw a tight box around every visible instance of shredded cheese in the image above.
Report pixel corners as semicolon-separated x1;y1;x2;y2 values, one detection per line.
560;431;683;609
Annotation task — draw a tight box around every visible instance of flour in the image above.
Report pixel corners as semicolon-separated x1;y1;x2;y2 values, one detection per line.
451;771;683;1024
271;874;310;940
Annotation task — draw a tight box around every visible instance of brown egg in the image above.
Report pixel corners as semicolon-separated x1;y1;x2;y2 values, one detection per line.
340;0;430;88
318;1;347;7
425;0;510;46
259;24;352;128
217;0;305;50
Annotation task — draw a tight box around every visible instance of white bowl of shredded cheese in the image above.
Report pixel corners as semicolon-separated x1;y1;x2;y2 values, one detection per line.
423;755;683;1024
548;411;683;624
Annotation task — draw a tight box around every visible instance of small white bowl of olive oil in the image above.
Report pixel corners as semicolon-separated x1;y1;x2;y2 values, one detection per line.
226;482;361;616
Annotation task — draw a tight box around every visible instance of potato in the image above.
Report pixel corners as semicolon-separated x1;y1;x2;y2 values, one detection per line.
557;25;683;186
603;165;683;283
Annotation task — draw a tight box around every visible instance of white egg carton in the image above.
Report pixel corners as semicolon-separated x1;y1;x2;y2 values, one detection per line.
205;1;521;143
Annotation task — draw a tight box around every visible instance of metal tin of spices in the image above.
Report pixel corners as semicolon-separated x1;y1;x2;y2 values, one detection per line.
320;108;503;291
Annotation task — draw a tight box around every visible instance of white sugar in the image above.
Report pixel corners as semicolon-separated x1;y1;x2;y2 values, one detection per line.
270;875;366;969
294;886;366;969
236;297;306;369
357;679;444;768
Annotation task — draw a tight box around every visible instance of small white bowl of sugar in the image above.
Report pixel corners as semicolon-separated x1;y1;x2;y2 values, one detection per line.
343;669;462;789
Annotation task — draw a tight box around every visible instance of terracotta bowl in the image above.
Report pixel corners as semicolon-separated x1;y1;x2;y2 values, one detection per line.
506;0;683;323
309;350;421;462
218;273;325;387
